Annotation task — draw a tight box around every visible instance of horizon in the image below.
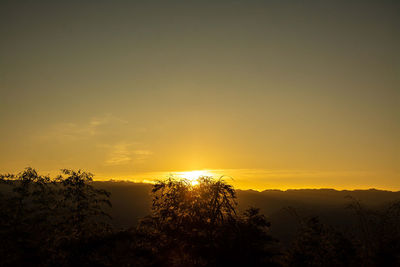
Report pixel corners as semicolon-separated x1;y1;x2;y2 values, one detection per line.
94;169;400;192
93;178;400;193
4;166;399;192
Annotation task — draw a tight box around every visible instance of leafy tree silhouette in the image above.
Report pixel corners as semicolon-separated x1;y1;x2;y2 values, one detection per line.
55;169;111;239
0;168;112;267
138;176;281;267
0;168;55;266
52;169;112;266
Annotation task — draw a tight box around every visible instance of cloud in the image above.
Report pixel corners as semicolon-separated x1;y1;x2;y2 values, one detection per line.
38;114;129;141
105;143;153;166
88;114;128;131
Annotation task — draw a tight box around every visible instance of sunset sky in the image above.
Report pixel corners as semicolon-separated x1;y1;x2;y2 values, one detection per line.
1;0;399;190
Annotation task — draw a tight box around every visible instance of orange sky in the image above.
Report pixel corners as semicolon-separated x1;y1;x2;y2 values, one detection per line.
0;1;399;190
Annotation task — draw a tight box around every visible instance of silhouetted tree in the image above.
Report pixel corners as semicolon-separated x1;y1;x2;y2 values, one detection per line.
138;176;281;267
0;168;56;266
0;168;112;267
51;169;112;266
55;169;111;237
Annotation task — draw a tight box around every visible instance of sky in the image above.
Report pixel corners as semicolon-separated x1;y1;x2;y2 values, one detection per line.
0;0;399;190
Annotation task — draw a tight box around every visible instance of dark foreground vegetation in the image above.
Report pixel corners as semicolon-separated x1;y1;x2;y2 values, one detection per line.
1;168;399;267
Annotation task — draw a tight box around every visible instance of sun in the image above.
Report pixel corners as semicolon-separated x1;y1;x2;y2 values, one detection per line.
177;170;212;186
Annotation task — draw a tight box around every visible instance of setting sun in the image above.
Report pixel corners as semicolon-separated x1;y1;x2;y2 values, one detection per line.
176;170;213;186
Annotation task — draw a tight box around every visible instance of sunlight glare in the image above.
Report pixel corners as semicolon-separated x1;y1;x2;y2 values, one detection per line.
177;170;212;186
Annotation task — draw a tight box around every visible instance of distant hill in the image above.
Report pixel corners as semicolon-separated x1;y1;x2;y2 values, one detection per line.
92;181;152;229
236;188;400;244
93;181;400;243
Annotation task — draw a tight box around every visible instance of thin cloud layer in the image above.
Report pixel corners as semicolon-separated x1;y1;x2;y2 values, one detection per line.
105;142;152;166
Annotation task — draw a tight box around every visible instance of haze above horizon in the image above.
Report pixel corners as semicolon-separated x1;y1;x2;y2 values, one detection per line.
0;0;399;190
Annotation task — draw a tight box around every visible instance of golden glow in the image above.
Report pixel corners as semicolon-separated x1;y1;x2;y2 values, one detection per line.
175;170;213;186
0;1;398;191
93;169;400;192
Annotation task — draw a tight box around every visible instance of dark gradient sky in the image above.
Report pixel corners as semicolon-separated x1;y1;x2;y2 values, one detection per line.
0;0;399;190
